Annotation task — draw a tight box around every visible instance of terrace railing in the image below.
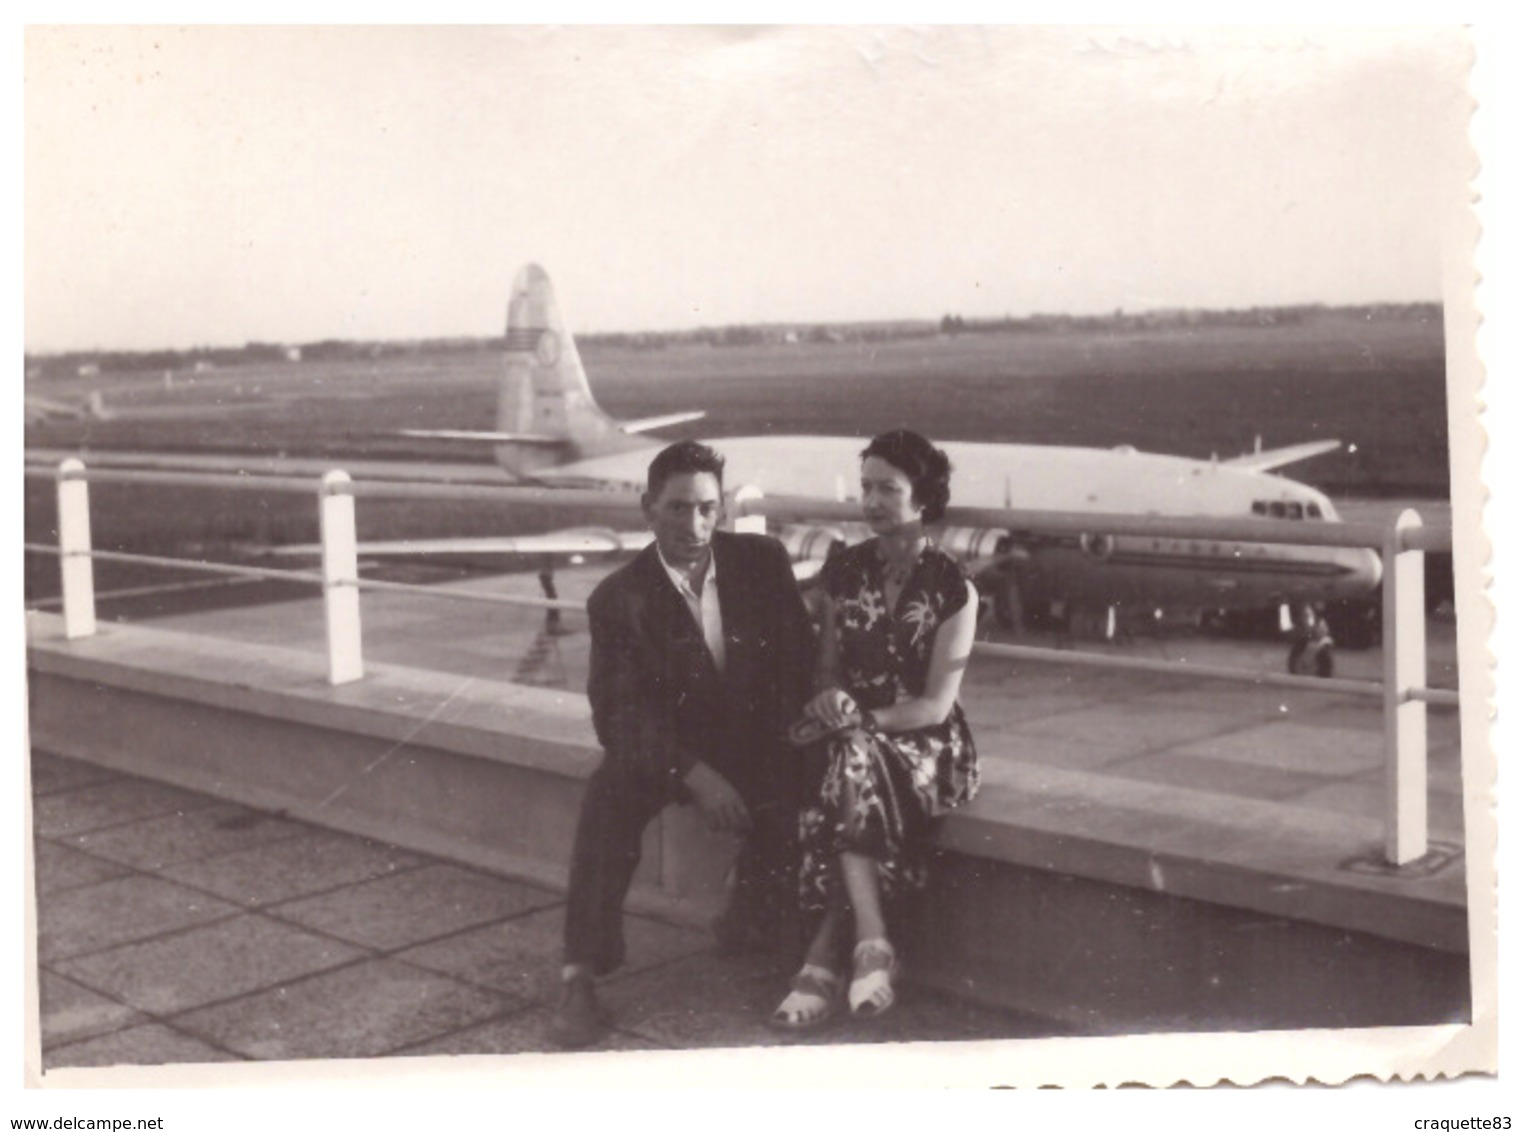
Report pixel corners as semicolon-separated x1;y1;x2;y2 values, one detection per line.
25;457;1458;868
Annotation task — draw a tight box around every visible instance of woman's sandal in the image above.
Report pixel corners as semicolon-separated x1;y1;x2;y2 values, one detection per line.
848;938;899;1018
768;964;843;1032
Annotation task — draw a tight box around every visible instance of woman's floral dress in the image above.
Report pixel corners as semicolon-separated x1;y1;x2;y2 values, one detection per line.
797;539;980;917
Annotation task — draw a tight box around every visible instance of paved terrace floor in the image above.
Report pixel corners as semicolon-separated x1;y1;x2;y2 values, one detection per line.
29;750;1073;1074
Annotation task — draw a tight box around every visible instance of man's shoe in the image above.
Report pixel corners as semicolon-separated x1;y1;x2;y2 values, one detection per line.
548;974;604;1049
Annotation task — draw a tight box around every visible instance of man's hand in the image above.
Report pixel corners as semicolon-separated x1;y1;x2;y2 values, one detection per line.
683;761;752;834
805;687;859;731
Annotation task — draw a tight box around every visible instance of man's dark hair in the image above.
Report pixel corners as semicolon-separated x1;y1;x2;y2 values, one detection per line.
860;429;953;523
646;440;726;498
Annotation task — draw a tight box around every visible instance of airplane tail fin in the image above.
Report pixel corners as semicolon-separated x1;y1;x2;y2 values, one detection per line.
492;264;646;476
397;264;703;476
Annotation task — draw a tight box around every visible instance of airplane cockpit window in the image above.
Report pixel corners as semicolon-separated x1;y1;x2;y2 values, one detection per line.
1253;499;1316;520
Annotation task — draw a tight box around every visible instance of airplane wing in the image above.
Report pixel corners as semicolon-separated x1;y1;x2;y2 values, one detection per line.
24;446;526;486
618;411;706;434
393;429;564;445
394;410;704;445
1224;439;1344;472
266;527;654;559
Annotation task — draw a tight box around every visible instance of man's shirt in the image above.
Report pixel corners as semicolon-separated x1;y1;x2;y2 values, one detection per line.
656;545;726;673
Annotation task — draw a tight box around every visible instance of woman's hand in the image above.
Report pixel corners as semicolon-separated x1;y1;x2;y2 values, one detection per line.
805;686;859;731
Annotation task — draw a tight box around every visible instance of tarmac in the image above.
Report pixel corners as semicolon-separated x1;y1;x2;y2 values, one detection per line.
129;561;1468;840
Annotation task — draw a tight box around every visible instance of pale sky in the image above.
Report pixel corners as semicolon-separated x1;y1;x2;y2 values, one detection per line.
24;24;1473;352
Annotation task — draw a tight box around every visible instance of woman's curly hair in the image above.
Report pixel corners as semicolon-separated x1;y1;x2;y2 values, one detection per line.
860;429;953;523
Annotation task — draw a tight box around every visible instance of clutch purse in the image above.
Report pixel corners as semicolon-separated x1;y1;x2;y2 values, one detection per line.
787;714;849;746
788;709;875;746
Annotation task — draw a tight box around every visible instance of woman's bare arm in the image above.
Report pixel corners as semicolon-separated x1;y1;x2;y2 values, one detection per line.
868;579;978;732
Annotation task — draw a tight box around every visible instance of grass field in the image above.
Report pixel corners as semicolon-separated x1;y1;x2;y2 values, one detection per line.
23;308;1451;605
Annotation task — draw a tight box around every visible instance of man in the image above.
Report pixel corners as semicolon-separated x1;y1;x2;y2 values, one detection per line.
550;440;816;1048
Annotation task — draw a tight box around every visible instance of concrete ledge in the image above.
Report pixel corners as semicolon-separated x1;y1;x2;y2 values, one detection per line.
907;853;1471;1033
26;613;1470;1030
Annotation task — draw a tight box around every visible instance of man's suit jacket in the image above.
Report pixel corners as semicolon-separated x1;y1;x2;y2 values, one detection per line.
585;530;815;801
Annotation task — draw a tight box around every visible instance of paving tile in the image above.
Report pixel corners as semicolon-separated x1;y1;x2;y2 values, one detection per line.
268;864;561;952
54;913;367;1015
159;828;429;907
823;984;1071;1047
598;954;1056;1054
1002;703;1247;756
174;958;519;1061
29;839;133;895
1049;667;1194;700
965;665;1161;706
1103;751;1339;803
1310;692;1456;725
977;732;1138;776
396;905;708;1004
31;777;221;840
398;1003;667;1056
1146;684;1306;720
595;951;800;1050
1171;721;1381;776
37;971;143;1048
1272;697;1386;733
1296;779;1468;840
43;1022;240;1070
71;803;309;871
37;875;241;962
28;752;121;796
954;686;1112;727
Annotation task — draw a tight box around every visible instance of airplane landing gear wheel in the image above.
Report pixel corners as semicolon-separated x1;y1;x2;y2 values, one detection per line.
1287;603;1335;678
1288;639;1335;678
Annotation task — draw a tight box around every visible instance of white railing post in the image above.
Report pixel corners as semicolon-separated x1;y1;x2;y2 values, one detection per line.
56;458;97;639
1382;509;1427;865
731;484;766;534
319;470;364;685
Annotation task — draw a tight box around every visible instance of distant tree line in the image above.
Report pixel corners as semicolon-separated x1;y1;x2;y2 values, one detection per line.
24;301;1440;382
936;301;1439;336
580;321;931;350
24;336;498;383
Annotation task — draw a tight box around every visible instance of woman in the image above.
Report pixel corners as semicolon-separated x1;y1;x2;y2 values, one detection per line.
771;429;980;1030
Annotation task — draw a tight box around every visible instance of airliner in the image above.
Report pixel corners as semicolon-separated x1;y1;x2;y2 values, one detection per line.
394;265;1380;646
26;263;1385;670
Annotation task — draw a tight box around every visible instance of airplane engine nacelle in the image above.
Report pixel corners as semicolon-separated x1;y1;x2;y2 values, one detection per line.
938;526;1020;567
1079;532;1116;560
776;524;848;567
